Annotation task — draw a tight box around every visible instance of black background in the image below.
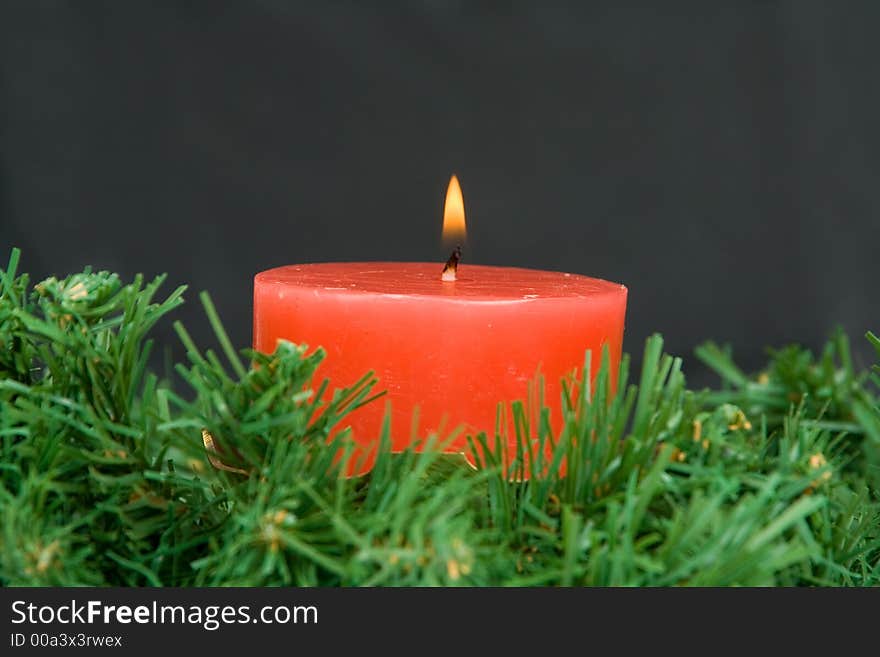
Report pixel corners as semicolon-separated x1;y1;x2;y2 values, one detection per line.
2;2;878;384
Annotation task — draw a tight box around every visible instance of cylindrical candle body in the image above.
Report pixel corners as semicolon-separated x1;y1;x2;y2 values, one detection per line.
253;263;627;471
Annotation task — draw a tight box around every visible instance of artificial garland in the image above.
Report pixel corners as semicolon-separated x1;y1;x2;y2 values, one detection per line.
1;248;878;586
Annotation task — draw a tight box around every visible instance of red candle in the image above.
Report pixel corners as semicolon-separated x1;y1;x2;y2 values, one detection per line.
252;177;627;473
254;263;626;469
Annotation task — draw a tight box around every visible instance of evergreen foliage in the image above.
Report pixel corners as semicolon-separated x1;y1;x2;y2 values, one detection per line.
1;248;878;586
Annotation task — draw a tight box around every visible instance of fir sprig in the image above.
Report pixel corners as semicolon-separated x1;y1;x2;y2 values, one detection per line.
1;248;878;586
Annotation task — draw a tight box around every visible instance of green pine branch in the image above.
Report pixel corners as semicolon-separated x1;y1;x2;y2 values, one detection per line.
1;248;878;586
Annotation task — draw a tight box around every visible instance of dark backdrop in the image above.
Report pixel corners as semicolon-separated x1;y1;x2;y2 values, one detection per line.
2;1;879;385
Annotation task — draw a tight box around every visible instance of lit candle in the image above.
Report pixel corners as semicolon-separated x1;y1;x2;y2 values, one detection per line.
253;176;627;473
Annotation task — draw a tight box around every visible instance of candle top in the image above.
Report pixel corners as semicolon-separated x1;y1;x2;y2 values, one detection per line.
255;263;626;302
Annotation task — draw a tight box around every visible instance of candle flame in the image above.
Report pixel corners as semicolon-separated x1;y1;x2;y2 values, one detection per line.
442;174;467;246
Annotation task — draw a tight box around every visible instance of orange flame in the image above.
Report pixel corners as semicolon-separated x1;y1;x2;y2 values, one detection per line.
442;174;467;246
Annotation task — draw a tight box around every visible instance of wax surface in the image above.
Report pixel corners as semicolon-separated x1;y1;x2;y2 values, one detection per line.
253;263;627;470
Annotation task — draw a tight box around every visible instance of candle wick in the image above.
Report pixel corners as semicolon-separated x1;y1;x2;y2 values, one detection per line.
441;245;462;282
